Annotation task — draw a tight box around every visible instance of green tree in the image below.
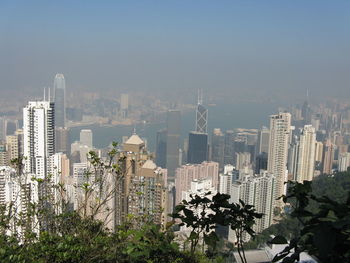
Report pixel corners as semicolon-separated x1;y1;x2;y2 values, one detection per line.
172;192;263;263
270;180;350;263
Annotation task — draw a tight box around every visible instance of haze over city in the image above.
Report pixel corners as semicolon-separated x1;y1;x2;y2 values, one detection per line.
1;0;350;101
0;1;350;262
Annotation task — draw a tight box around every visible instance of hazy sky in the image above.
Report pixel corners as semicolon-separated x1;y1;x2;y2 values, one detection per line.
1;0;350;99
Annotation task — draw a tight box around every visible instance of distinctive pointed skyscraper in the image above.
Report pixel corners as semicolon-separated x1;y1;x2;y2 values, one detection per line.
195;89;208;133
54;74;66;128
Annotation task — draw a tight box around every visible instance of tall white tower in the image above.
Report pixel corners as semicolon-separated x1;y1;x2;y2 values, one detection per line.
23;100;55;178
296;125;316;182
267;112;291;206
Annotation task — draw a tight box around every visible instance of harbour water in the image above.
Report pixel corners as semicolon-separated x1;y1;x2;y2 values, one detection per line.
69;102;278;152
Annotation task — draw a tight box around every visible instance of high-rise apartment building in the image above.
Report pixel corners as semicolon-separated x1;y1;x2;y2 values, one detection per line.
322;140;335;174
166;110;181;181
295;125;316;182
54;74;66;128
0;143;7;166
117;134;168;227
267;112;291;205
6;129;23;162
338;152;350;172
0;166;39;236
229;171;275;240
175;161;219;205
23;101;55;178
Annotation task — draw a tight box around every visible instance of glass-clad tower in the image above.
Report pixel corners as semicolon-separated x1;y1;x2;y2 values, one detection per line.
54;74;66;128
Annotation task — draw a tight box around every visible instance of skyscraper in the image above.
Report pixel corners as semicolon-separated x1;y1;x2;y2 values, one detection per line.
257;126;270;154
224;130;234;165
54;74;66;128
267;112;291;206
166;110;181;181
195;90;208;133
55;127;70;155
120;93;129;118
23;101;55;178
295;125;316;182
80;129;93;148
211;128;225;169
187;131;208;164
156;129;167;168
322;140;335;174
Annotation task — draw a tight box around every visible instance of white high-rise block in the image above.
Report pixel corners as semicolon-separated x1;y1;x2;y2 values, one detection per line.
23;101;55;178
296;125;316;182
267;112;291;206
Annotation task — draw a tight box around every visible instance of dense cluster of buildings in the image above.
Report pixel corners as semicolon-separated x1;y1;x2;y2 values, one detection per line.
1;74;350;243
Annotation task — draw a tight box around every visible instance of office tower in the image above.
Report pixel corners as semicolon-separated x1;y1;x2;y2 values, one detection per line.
6;120;18;136
301;91;311;124
338;152;350;172
54;74;66;128
267;112;291;206
195;90;208;133
23;101;55;178
156;129;167;168
234;137;247;154
224;130;234;165
257;126;270;154
229;171;275;241
120;93;129;118
235;152;251;170
166;110;181;181
295;125;316;182
55;127;70;155
80;129;93;148
187;131;208;164
175;161;219;205
0;117;5;141
255;152;268;174
211;128;225;169
322;140;335;174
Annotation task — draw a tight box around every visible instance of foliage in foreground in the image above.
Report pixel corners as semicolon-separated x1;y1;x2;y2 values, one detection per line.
172;192;263;263
247;171;350;250
0;211;202;263
269;178;350;263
